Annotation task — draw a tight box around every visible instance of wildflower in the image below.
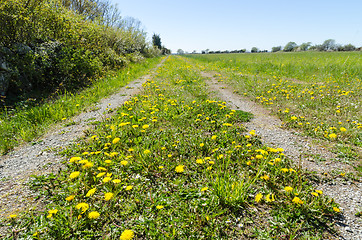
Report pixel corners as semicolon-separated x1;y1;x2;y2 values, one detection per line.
200;143;204;147
105;160;112;164
143;149;151;155
211;135;217;140
311;192;319;197
158;166;164;169
175;165;184;173
120;229;134;240
98;167;107;171
112;179;121;183
76;203;89;213
208;161;215;165
265;194;275;202
340;127;347;132
97;172;106;178
201;187;208;192
249;130;256;136
69;157;81;163
246;161;251;166
121;160;128;166
196;159;204;164
333;207;341;212
8;214;17;219
47;209;58;218
66;195;75;201
112;138;121;144
255;155;263;159
86;188;96;197
82;162;93;169
292;197;303;205
103;177;112;183
142;124;149;129
69;171;80;179
88;211;100;219
329;133;337;139
156;205;164;209
260;175;270;180
284;186;293;192
126;185;133;191
104;192;114;201
316;190;323;195
255;193;263;203
132;125;139;128
291;116;297;120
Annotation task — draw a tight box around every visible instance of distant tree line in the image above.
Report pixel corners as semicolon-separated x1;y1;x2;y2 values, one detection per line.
272;39;360;52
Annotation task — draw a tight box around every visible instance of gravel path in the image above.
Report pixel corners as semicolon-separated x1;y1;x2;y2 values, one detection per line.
201;71;362;240
0;58;166;229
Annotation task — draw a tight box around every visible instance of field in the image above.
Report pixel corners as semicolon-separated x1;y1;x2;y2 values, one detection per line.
187;52;362;172
3;54;359;239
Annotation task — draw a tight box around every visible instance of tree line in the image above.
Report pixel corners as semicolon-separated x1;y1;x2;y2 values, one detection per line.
0;0;168;103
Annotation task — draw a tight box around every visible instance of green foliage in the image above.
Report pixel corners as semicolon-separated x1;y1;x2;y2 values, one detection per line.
152;33;162;50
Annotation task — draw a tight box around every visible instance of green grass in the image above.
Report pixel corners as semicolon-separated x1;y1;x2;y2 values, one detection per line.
3;56;340;239
0;57;162;155
186;52;362;169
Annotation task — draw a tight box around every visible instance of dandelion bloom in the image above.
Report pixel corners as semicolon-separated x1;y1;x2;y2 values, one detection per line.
200;143;204;147
292;197;303;204
291;116;297;121
329;133;337;139
196;159;204;164
66;195;75;201
211;135;217;140
86;188;96;197
103;177;112;183
47;209;58;218
156;205;164;209
112;138;121;144
82;162;93;169
201;187;208;192
175;165;184;173
246;161;251;166
255;155;263;159
112;179;121;184
8;214;17;219
69;157;81;163
265;194;275;202
104;192;114;201
284;186;293;192
120;229;134;240
311;192;319;197
69;171;80;179
76;202;89;213
88;211;100;219
340;127;347;132
121;160;128;166
333;207;340;212
255;193;263;203
143;149;151;155
126;186;133;191
142;124;149;129
96;172;106;178
316;190;323;195
158;166;164;169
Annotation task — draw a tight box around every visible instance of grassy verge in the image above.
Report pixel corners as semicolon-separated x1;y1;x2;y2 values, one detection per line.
3;56;340;239
0;57;162;155
185;52;362;173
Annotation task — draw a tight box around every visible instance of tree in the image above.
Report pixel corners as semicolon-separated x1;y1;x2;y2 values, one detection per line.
272;46;282;52
299;42;311;51
342;44;356;51
177;49;184;55
251;47;259;53
321;39;336;51
152;34;162;50
283;42;297;52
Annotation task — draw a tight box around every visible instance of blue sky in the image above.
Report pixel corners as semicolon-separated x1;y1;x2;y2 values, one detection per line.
112;0;362;53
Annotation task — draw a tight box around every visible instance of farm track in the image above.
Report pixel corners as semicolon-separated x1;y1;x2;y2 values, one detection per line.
199;70;362;240
0;57;166;234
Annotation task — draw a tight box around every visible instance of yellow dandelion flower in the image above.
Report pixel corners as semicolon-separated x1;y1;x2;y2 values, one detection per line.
255;155;263;159
201;187;208;192
291;116;297;121
143;149;151;155
105;160;112;164
8;214;17;219
311;192;319;197
200;143;204;147
86;188;96;197
69;171;80;179
158;166;164;169
104;192;114;201
211;135;217;140
121;160;128;166
96;172;106;178
103;177;112;183
125;185;133;191
98;167;107;171
260;175;270;180
246;161;251;166
112;138;121;144
175;165;184;173
76;203;89;213
82;162;93;169
112;179;121;183
255;193;263;203
196;159;204;164
156;205;164;209
265;194;275;202
316;190;323;195
284;186;293;192
333;207;340;212
292;197;303;204
120;229;134;240
209;161;215;165
88;211;100;219
69;157;81;163
142;124;149;129
340;127;346;132
66;195;75;201
329;133;337;139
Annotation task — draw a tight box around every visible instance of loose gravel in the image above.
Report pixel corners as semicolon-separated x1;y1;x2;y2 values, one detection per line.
202;71;361;240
